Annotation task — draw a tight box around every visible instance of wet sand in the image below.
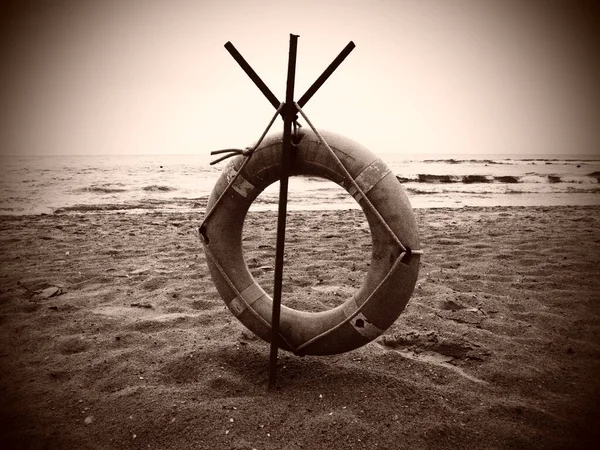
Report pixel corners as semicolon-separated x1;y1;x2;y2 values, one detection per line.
1;205;599;449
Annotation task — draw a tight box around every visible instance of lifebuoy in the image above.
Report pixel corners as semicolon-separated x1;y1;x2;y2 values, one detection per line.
200;129;420;355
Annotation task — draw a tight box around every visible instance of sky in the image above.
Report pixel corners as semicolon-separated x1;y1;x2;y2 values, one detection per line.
0;0;599;157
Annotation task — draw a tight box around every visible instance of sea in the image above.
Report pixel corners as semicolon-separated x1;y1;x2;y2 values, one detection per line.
1;149;599;215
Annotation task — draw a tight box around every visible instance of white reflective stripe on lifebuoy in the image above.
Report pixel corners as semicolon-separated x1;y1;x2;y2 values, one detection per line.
342;296;384;339
226;163;255;198
347;159;390;202
228;282;267;317
350;312;384;339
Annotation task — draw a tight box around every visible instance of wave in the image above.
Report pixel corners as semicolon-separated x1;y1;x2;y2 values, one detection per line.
77;184;178;194
421;158;597;165
396;173;600;185
404;186;600;196
53;197;208;214
423;158;504;165
77;186;128;193
142;185;176;192
521;159;598;163
55;203;151;213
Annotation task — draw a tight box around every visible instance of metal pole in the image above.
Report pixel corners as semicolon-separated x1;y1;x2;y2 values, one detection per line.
269;33;298;389
223;37;354;388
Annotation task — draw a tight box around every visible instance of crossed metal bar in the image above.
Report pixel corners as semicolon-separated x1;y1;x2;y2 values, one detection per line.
224;35;355;389
224;40;355;118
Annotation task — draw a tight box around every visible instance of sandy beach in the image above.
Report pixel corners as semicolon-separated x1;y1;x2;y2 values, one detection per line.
1;205;599;449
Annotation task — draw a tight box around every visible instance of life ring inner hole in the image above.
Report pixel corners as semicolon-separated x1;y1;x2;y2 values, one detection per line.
241;176;373;313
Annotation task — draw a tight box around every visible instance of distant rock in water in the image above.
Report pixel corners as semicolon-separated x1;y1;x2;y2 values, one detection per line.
142;185;175;192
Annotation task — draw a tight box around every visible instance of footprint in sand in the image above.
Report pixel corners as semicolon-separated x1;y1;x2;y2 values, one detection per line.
138;276;169;291
378;331;490;384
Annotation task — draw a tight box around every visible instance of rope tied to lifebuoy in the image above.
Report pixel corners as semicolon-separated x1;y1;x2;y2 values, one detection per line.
208;102;302;166
293;249;409;354
209;147;254;165
200;103;285;238
293;102;425;257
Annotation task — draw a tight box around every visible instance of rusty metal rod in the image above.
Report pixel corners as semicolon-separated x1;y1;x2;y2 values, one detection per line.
269;34;299;389
224;41;282;114
297;41;355;108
